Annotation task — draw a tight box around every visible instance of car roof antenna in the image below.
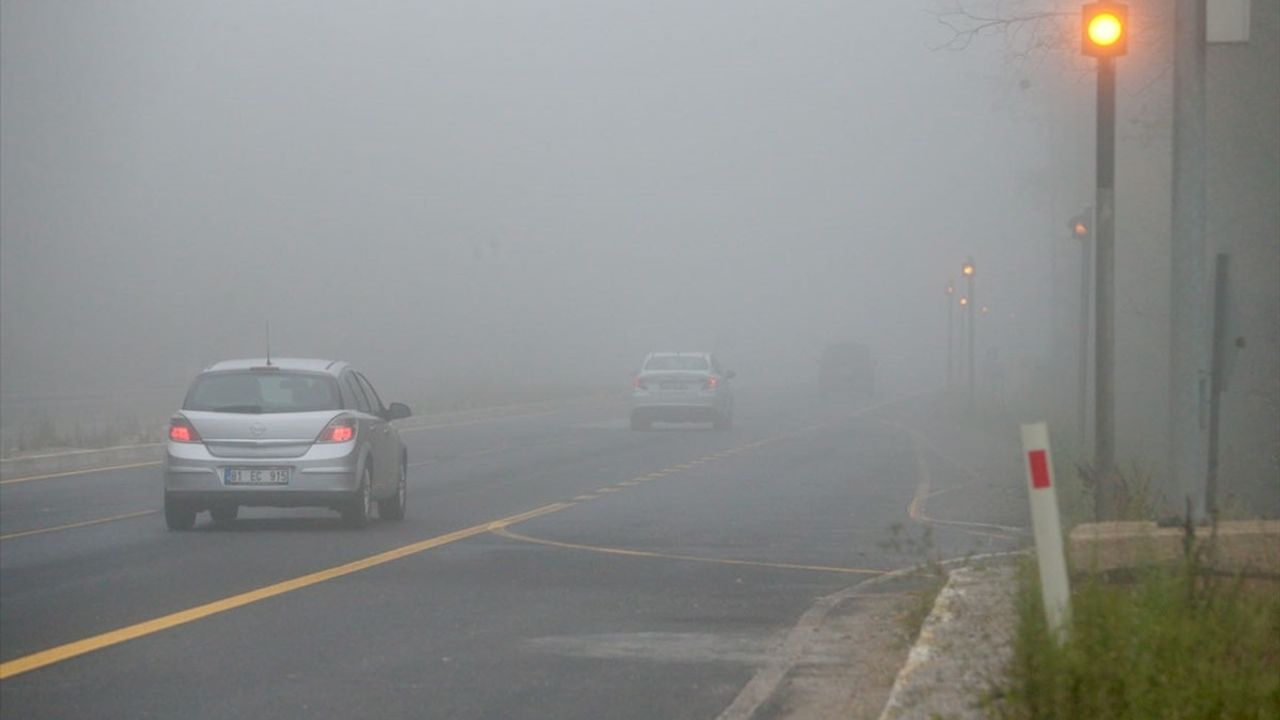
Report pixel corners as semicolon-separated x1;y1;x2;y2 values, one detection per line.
265;320;273;366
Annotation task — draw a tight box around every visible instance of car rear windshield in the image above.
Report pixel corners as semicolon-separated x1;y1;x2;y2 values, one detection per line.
184;371;341;414
644;355;709;371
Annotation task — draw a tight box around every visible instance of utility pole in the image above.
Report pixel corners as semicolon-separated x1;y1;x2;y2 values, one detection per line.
1169;0;1210;522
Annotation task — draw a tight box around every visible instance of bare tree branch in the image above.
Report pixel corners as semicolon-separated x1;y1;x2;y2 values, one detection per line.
929;1;1070;56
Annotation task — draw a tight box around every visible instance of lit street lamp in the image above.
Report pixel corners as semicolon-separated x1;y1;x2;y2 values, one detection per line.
1082;2;1128;513
962;258;977;409
946;282;956;386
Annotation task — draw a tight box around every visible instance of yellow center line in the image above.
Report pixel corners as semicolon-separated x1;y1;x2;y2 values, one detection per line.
0;461;161;486
0;502;571;681
596;487;620;493
491;526;886;577
572;494;599;501
0;510;158;541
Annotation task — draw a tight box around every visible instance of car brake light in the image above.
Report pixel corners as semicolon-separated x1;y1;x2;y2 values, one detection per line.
169;417;202;443
633;377;647;390
317;416;357;443
704;376;719;391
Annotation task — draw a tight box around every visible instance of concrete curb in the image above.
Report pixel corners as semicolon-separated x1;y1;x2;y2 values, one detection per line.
878;564;1018;720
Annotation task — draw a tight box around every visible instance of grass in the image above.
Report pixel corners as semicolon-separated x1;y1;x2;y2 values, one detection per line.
994;556;1280;719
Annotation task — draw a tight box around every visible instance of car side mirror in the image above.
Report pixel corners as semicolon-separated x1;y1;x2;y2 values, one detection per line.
387;402;412;420
725;370;736;380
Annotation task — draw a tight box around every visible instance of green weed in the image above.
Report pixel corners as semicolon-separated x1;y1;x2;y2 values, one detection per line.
995;557;1280;719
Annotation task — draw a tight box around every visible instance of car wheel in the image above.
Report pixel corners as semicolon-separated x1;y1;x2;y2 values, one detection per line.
379;462;407;521
630;411;651;431
210;504;239;527
342;466;373;529
164;495;196;531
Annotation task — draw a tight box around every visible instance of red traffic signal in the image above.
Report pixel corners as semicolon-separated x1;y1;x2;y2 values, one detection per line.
1082;3;1128;58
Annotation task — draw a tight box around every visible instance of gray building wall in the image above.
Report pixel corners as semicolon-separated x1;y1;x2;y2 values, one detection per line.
1205;1;1280;515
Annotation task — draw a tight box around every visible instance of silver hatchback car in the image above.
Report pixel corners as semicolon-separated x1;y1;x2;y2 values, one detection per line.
630;352;735;430
163;358;411;530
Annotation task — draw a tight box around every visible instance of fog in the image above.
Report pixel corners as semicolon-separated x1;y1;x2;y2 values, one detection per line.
1;1;1058;424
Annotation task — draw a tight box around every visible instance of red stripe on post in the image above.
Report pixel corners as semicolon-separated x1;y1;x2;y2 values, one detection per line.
1028;449;1051;489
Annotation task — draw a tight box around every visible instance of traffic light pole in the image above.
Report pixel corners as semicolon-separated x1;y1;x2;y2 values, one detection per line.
1094;56;1116;517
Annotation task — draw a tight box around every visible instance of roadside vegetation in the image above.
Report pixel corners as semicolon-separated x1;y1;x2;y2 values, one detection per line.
995;545;1280;719
880;522;950;644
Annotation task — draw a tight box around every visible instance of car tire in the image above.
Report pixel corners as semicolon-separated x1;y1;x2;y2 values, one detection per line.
209;504;238;527
342;466;373;529
630;411;651;431
379;462;407;521
164;495;197;531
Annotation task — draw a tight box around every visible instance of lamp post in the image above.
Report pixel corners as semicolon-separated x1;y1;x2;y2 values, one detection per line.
1068;210;1094;450
946;282;956;387
962;259;977;409
1082;3;1127;513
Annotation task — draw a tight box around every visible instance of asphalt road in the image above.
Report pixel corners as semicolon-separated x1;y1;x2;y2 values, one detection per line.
0;387;1027;719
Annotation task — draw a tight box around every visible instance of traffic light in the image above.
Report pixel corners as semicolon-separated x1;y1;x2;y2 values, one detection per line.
1068;209;1093;240
962;259;975;277
1082;3;1129;57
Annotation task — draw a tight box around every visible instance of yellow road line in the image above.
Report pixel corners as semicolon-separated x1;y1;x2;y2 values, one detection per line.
0;502;571;681
0;510;158;541
572;495;599;501
596;487;620;493
492;527;886;577
908;435;1024;539
0;461;161;486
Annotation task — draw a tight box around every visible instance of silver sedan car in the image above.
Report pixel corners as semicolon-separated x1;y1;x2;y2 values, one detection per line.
630;352;735;430
163;358;411;530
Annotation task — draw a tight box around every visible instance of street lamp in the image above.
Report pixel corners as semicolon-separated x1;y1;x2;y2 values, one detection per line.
1068;209;1094;450
946;282;956;387
1082;3;1128;513
962;258;977;409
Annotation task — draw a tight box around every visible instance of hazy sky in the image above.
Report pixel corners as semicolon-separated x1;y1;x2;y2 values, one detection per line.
1;1;1060;403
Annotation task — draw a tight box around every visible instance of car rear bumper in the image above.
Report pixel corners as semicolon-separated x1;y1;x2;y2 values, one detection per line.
164;441;361;507
164;489;360;509
630;393;728;421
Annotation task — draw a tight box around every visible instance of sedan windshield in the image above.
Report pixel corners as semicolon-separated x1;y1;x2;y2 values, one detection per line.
184;371;341;414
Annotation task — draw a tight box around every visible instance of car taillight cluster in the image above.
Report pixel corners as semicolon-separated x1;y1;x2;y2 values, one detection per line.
317;416;357;443
704;376;719;391
169;417;202;443
633;377;648;390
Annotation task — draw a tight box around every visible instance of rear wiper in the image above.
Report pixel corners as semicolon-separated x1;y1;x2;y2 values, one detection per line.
210;405;263;414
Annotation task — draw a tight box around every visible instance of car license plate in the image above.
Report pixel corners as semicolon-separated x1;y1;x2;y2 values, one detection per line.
660;382;686;390
224;468;290;485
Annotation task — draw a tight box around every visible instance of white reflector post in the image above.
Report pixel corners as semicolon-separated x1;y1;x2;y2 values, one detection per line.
1020;422;1072;641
